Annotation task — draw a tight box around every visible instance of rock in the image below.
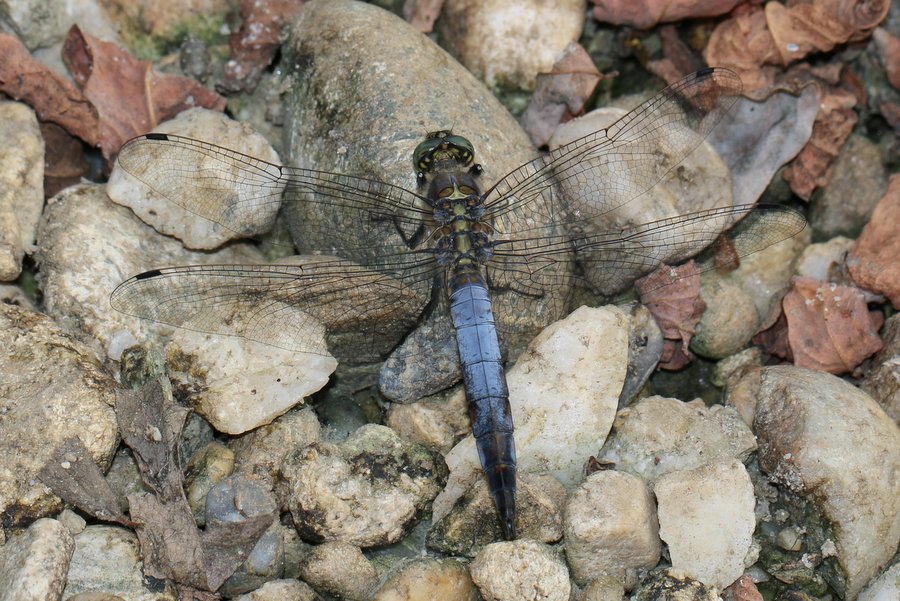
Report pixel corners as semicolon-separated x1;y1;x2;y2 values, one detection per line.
372;557;478;601
428;473;565;555
184;441;234;525
433;305;627;523
0;303;118;527
104;448;147;514
597;396;756;485
549;105;732;295
811;133;888;239
618;303;664;409
564;470;660;585
231;579;320;601
298;541;378;601
67;593;128;601
0;518;73;601
469;539;570;601
386;387;470;454
739;366;900;599
57;508;87;536
691;278;760;359
655;459;757;589
0;101;43;281
436;0;586;92
581;575;626;601
285;0;570;390
62;525;178;601
36;183;336;434
3;0;120;53
284;424;447;547
860;313;900;422
795;236;854;282
631;569;721;601
107;108;283;250
229;407;321;502
857;560;900;601
711;347;763;388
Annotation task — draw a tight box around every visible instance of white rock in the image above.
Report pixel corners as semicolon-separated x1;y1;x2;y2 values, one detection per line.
62;525;177;600
0;101;43;281
0;518;73;601
231;579;319;601
598;396;756;485
747;366;900;600
564;470;661;585
795;236;854;282
437;0;586;91
298;541;378;601
433;305;627;521
107;108;284;250
857;561;900;601
372;558;478;601
470;540;570;601
655;459;756;589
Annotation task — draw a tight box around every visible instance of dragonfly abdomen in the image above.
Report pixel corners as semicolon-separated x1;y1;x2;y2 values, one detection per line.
449;273;517;540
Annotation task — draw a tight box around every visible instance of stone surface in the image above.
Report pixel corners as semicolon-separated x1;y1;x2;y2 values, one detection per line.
284;424;446;547
564;470;661;585
742;366;900;599
0;101;43;281
436;0;586;91
298;541;378;601
231;579;320;601
470;539;570;601
0;518;74;601
428;473;565;555
107;108;283;250
184;441;234;525
371;557;479;601
0;303;118;527
857;560;900;601
860;313;900;423
655;459;757;589
385;388;469;454
433;305;627;522
62;525;178;601
581;576;626;601
597;395;756;485
691;278;760;358
630;569;721;601
795;236;854;282
36;183;335;434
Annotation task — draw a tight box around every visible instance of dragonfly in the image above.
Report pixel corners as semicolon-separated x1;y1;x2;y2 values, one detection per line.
110;67;806;540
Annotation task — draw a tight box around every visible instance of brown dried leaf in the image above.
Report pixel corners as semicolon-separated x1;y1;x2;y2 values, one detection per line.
221;0;302;94
592;0;741;29
847;174;900;308
522;42;602;147
0;33;100;146
635;261;707;370
873;28;900;90
783;276;883;374
705;1;890;94
646;25;703;85
38;436;136;527
40;122;90;198
60;25;226;161
751;309;793;361
404;0;444;33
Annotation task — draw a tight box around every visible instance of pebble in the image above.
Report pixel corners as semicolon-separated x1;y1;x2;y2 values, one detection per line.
564;470;661;585
297;540;378;601
470;539;571;601
231;579;319;601
372;557;478;601
0;518;74;600
860;313;900;422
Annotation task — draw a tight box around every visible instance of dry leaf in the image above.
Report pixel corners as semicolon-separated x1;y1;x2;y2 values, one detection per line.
847;174;900;308
873;27;900;90
220;0;302;94
40;122;90;198
783;276;883;374
0;33;100;146
635;261;707;370
522;42;602;147
592;0;741;29
705;1;890;94
752;309;792;361
404;0;444;33
646;25;703;85
61;25;226;161
38;436;136;527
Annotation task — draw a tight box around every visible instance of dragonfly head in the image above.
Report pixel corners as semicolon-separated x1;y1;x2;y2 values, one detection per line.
413;131;476;183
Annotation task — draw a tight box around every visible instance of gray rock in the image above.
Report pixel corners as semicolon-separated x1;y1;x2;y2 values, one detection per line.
795;236;854;282
428;472;565;556
739;366;900;599
372;558;478;601
62;525;177;601
564;470;660;586
0;101;43;281
436;0;586;92
298;541;378;601
691;278;760;359
470;539;570;601
284;0;570;390
580;576;626;601
857;560;900;601
385;386;470;454
284;424;447;547
597;396;756;485
104;448;146;515
231;579;321;601
184;441;235;525
630;569;721;601
0;518;74;601
812;133;888;240
860;313;900;423
2;0;119;53
433;305;627;523
107;108;284;250
654;459;757;589
0;303;118;527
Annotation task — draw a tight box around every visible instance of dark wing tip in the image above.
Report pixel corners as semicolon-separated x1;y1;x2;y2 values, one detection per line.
144;133;169;141
134;269;164;280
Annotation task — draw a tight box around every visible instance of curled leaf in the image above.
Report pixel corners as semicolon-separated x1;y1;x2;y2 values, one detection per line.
592;0;741;29
847;174;900;308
